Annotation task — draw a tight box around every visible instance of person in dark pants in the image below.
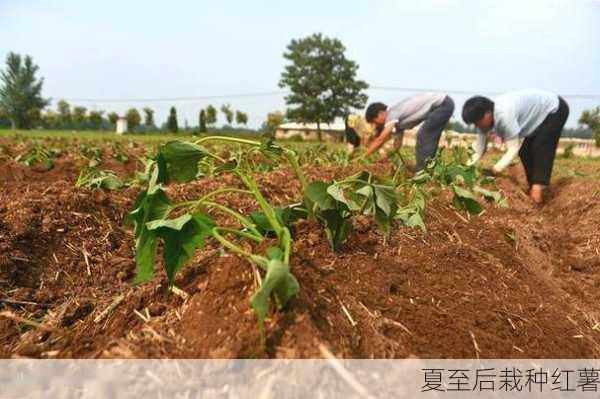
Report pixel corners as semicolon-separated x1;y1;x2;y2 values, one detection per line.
363;93;455;171
462;89;569;204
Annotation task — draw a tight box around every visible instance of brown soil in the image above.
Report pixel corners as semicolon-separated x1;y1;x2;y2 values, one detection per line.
1;141;599;359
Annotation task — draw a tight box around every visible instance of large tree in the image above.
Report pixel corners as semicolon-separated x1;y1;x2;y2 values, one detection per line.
142;107;155;129
279;33;368;140
126;108;141;131
0;52;49;129
88;110;104;130
107;112;119;126
167;106;178;133
262;110;285;138
579;107;600;147
220;104;234;125
72;106;87;128
235;110;248;126
57;99;72;128
205;105;217;126
42;110;60;129
198;109;207;132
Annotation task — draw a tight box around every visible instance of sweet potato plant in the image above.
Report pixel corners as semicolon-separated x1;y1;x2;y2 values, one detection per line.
124;139;505;338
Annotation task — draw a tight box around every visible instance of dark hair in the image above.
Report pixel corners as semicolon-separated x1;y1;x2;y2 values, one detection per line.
365;102;387;123
462;96;494;124
344;115;360;147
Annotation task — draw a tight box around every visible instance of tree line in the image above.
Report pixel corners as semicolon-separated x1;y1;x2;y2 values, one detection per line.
1;36;599;145
0;53;249;133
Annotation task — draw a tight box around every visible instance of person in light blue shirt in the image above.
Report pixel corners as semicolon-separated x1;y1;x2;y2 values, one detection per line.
462;89;569;205
363;93;455;170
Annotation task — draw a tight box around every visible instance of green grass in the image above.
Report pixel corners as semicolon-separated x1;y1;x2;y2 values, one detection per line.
1;129;599;179
0;129;208;143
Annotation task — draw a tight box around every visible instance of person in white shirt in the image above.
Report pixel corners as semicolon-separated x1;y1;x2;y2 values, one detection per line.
361;93;455;170
462;89;569;204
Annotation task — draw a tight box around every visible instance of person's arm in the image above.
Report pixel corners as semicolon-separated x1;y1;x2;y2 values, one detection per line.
361;132;372;147
366;122;394;156
492;137;521;172
468;133;488;165
490;113;521;173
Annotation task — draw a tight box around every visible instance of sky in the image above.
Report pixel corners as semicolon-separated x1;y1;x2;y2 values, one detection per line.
1;0;599;128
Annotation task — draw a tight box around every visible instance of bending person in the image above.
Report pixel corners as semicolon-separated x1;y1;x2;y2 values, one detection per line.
363;93;455;170
462;89;569;204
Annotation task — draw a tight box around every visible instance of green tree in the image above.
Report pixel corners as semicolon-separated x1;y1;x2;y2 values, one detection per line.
107;112;119;126
142;107;155;129
205;104;217;126
220;104;233;125
72;106;87;128
167;106;178;133
88;110;104;130
57;99;72;128
199;109;207;132
126;108;141;131
579;107;600;147
42;110;60;129
235;110;248;126
0;52;49;129
262;110;285;138
279;33;368;140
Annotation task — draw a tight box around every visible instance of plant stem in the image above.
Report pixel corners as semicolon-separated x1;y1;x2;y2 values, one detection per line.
217;227;263;243
282;228;292;265
283;149;308;191
237;172;283;239
203;201;262;238
194;188;252;209
212;228;267;270
168;188;252;212
194;136;261;147
205;152;226;163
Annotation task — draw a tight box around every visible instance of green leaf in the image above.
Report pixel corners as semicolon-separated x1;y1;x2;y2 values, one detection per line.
327;185;360;210
474;186;503;203
156;141;208;183
355;185;374;198
374;208;393;238
101;175;123;190
374;185;397;217
260;138;284;157
146;213;192;231
134;229;158;283
318;209;351;251
452;185;482;214
413;190;426;211
126;189;171;237
395;206;426;232
148;213;215;286
75;167;123;190
125;186;172;283
250;258;299;334
249;204;307;235
214;159;238;174
406;212;426;232
305;181;335;210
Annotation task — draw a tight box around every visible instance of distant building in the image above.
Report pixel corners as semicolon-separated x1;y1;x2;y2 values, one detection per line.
116;117;128;134
275;122;345;142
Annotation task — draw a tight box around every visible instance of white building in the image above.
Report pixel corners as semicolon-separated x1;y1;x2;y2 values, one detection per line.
275;122;345;142
116;117;128;134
